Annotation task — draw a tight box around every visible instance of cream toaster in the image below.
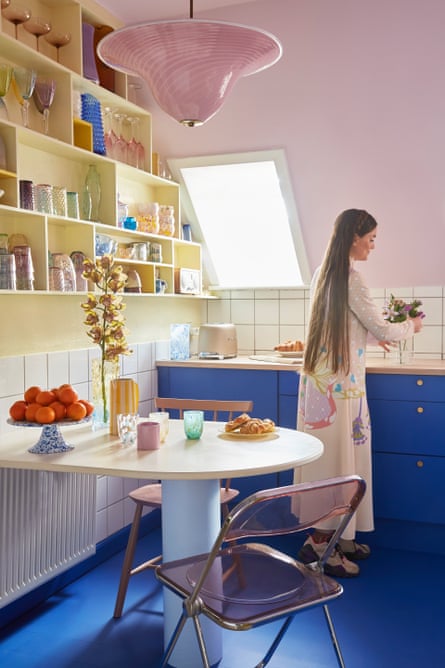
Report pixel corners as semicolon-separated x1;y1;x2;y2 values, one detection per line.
198;323;238;359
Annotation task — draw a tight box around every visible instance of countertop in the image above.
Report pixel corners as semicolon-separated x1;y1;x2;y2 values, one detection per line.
157;355;445;375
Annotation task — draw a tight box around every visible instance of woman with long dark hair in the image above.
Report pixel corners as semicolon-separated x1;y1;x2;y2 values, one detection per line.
296;209;423;577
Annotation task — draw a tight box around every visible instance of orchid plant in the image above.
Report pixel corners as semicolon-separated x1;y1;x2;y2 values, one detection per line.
81;255;132;422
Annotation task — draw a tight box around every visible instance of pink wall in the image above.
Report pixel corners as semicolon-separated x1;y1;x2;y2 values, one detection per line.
133;0;444;287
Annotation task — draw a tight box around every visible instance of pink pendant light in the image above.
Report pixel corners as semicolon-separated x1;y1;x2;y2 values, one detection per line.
96;2;282;127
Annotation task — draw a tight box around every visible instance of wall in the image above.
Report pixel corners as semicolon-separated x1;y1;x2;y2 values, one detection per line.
132;0;445;288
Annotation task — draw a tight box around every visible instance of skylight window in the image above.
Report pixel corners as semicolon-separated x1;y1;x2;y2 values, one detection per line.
168;150;310;290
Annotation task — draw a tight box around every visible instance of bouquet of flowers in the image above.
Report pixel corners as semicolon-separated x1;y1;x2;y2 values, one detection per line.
81;255;132;423
383;294;425;362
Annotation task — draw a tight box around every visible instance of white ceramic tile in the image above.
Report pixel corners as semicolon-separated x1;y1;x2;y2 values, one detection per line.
255;325;280;351
137;370;151;403
107;475;125;505
95;508;108;543
236;324;255;352
255;299;279;324
413;285;443;297
24;354;47;389
48;351;69;388
155;339;170;360
69;349;89;385
255;289;279;299
231;299;254;324
230;289;254;299
207;298;231;322
0;356;24;397
413;326;442;354
122;351;138;375
107;501;124;535
96;475;108;511
369;287;385;299
137;342;153;372
279;288;306;299
279;325;305;344
279;299;305;325
417;297;442;325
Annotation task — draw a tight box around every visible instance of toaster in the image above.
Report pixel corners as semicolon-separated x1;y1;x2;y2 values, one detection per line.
198;324;238;359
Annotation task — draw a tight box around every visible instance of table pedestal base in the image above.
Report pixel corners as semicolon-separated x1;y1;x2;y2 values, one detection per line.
162;478;222;668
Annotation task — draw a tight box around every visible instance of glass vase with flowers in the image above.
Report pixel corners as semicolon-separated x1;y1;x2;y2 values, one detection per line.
81;255;132;429
383;294;425;364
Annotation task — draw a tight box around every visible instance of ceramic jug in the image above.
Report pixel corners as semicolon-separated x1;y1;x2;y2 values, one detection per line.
109;378;139;435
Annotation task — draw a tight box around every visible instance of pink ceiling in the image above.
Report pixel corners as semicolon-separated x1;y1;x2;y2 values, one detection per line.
98;0;444;287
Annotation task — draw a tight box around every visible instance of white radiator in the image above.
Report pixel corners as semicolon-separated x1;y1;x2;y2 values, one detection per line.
0;468;96;608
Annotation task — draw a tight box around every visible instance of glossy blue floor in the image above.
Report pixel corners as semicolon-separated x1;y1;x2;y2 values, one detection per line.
1;527;444;668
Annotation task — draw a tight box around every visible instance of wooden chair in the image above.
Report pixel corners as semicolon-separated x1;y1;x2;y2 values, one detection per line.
113;397;253;618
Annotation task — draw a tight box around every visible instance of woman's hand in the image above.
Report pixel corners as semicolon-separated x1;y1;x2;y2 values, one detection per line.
411;315;423;333
378;340;395;352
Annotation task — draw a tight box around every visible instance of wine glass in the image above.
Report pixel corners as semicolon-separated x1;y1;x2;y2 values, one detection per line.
0;63;12;120
12;66;36;127
23;16;51;51
103;106;117;159
33;76;56;134
44;30;71;63
1;2;31;39
127;116;145;169
112;112;128;163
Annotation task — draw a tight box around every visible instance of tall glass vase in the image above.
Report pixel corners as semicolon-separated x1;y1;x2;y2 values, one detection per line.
84;164;101;221
91;358;119;430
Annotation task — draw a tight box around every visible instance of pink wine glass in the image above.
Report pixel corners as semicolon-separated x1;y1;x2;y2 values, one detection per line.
33;76;56;134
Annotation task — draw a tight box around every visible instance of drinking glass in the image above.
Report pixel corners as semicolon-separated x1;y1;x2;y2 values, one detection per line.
1;2;31;39
183;410;204;440
44;30;71;63
117;413;138;447
0;63;12;120
103;106;117;159
12;66;36;127
127;116;145;169
148;411;169;443
23;16;51;51
33;76;56;134
112;112;127;163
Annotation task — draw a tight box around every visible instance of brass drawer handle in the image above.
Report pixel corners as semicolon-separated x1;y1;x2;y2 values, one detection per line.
416;379;424;386
417;406;424;414
416;460;424;468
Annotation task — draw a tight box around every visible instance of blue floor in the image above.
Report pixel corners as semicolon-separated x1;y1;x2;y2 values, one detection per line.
1;528;444;667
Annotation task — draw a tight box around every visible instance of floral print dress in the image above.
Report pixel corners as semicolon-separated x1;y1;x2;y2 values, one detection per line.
295;267;414;539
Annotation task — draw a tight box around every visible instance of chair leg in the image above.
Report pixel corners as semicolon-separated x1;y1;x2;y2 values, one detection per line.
159;612;189;668
323;604;346;668
113;503;143;618
255;615;293;668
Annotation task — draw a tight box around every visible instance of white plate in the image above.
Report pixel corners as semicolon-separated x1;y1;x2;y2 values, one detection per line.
7;417;91;428
276;351;304;358
218;426;279;440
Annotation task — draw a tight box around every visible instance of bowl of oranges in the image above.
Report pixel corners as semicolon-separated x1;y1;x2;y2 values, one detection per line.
8;384;94;454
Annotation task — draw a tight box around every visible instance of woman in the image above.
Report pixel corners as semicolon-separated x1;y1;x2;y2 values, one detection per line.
296;209;423;577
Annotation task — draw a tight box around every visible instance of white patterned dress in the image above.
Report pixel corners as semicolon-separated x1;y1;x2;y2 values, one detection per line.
295;267;414;539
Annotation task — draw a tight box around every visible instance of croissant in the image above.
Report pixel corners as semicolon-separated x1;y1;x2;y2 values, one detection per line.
274;339;304;352
225;413;251;432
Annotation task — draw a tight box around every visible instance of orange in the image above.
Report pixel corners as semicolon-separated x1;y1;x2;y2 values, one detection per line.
36;390;57;406
49;400;67;421
25;402;41;422
35;406;56;424
66;402;87;421
78;399;94;416
9;400;27;421
59;386;79;406
24;385;42;403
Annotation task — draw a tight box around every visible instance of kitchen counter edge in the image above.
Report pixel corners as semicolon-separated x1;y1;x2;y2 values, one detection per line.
156;356;445;375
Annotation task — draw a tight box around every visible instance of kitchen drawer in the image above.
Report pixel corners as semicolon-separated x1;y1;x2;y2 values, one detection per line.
367;373;445;402
373;452;445;524
369;399;445;456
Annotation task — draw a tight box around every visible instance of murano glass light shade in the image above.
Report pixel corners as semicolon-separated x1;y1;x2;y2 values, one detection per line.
97;20;282;127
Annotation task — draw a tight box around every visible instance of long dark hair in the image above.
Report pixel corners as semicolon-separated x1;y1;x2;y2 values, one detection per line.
304;209;378;375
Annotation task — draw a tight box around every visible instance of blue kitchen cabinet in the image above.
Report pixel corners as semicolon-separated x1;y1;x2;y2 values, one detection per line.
157;366;280;499
367;372;445;553
277;370;300;486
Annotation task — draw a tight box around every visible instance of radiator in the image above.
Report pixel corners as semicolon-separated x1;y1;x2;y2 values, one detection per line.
0;468;96;608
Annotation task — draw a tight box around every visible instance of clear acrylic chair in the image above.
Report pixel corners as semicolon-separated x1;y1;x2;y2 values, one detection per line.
113;397;253;618
155;474;366;668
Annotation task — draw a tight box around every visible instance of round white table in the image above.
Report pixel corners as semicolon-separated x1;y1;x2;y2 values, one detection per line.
0;418;323;668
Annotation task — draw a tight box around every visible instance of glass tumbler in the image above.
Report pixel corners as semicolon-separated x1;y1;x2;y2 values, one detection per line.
52;186;67;217
183;410;204;440
117;413;139;447
34;183;54;214
148;411;169;443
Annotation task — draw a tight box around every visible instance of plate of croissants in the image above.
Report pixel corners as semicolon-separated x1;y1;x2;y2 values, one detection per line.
219;413;278;440
274;339;304;359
